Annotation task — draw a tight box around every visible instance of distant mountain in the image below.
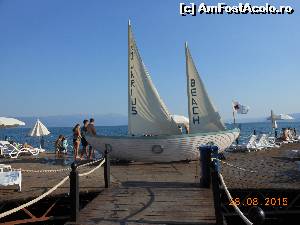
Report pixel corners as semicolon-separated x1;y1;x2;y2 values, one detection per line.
225;117;265;124
16;112;300;128
17;113;128;128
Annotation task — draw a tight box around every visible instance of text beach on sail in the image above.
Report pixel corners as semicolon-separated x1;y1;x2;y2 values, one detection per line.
86;21;239;162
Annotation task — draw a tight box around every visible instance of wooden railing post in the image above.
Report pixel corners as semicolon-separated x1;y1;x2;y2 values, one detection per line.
104;144;111;188
210;146;224;225
69;162;79;223
199;145;212;188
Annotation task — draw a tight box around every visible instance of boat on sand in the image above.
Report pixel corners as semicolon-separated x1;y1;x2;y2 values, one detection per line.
87;21;239;162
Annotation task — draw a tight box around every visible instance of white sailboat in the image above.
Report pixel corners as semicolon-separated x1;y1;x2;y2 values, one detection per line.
86;22;239;162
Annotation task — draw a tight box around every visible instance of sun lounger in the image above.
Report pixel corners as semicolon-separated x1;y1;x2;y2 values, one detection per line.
0;164;12;172
1;143;39;158
282;137;297;144
257;134;280;149
228;135;261;152
0;164;22;191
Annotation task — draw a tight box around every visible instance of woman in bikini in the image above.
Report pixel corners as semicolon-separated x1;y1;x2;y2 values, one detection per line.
72;124;82;160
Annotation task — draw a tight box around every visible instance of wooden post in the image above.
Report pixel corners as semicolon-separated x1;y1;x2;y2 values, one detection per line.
199;145;211;188
211;146;224;225
104;144;111;188
69;162;79;223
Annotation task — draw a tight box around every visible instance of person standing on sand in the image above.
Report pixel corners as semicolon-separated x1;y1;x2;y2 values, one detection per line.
55;135;63;157
80;119;89;160
87;118;97;159
62;136;68;154
72;124;82;160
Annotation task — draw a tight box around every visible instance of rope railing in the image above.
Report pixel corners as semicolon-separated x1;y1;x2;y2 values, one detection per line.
0;157;107;220
0;176;69;219
212;158;257;173
213;157;281;176
200;145;261;225
20;168;71;173
218;172;253;225
77;158;104;169
79;159;105;177
12;158;103;173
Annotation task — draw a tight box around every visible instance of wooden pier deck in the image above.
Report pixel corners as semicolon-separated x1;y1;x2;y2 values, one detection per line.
1;143;300;224
72;143;300;225
74;161;216;225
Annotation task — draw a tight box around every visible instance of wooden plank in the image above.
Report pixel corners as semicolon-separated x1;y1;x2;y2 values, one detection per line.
77;162;216;225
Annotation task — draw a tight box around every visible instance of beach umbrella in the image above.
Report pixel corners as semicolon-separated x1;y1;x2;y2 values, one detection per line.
28;119;50;149
0;117;25;128
28;119;50;136
172;115;189;126
267;113;294;121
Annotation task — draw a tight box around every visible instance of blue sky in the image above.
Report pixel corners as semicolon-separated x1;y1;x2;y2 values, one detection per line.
0;0;299;121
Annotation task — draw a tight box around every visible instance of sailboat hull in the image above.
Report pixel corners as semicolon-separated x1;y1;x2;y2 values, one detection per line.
86;128;239;162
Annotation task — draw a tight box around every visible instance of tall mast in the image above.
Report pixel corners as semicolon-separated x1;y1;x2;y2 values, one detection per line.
128;19;131;134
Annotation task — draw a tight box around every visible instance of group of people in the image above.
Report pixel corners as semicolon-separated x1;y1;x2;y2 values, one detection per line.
54;135;68;156
54;118;97;160
72;118;97;160
281;127;297;141
178;124;189;134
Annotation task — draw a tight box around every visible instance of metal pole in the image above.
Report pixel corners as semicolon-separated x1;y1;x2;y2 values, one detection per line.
104;144;111;188
233;110;236;125
232;101;236;126
69;162;79;222
211;146;224;225
199;145;211;188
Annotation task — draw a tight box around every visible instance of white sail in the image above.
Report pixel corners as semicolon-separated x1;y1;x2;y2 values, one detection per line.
185;43;226;133
128;21;181;136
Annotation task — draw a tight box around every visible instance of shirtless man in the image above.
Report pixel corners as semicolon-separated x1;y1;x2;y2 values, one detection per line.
87;118;97;159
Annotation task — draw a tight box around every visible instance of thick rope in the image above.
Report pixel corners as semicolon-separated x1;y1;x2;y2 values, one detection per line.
0;176;69;219
219;173;253;225
79;159;105;177
13;158;103;173
211;158;257;173
20;168;71;173
0;158;106;219
77;158;104;168
219;160;257;173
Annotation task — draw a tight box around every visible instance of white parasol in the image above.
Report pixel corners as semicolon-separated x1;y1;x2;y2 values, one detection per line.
267;113;294;121
28;119;50;137
0;117;25;128
171;115;189;126
28;119;50;149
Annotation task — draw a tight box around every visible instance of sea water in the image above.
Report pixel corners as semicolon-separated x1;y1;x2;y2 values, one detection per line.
0;122;299;153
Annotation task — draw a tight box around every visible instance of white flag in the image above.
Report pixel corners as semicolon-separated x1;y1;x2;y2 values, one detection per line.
233;101;249;114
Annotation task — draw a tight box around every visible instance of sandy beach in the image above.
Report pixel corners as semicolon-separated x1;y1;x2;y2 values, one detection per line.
1;142;299;203
222;142;300;189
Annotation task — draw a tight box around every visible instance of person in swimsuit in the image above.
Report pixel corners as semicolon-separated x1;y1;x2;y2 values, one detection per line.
80;120;89;160
55;135;63;157
62;136;68;154
72;124;82;160
87;118;97;159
